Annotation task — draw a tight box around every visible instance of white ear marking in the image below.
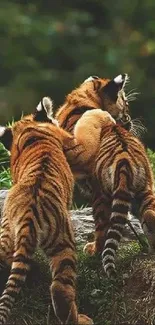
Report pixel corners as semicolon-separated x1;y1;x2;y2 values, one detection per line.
84;76;95;83
36;97;53;118
0;126;6;136
36;102;43;112
51;118;59;127
42;97;53;115
114;73;129;85
114;74;124;84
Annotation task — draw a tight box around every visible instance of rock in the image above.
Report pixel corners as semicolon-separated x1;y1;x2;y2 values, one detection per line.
71;207;94;243
0;190;144;244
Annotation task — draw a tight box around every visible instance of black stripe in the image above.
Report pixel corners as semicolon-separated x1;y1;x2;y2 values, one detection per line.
110;215;127;224
94;80;101;91
113;125;128;151
112;203;129;214
30;204;42;229
104;242;117;250
55;258;76;277
17;210;32;225
97;149;123;180
17;218;36;242
96;141;118;162
61;106;95;129
141;197;155;213
22;136;44;150
106;231;121;241
41;200;60;250
50;243;66;257
1;290;18;299
55;276;75;287
0;310;7;317
42;187;62;207
113;190;132;201
16;235;34;252
13;254;31;264
40;202;51;228
112;224;125;231
0;299;12;309
11;268;27;276
7;277;24;287
64;142;82;153
102;248;115;257
103;258;115;265
19;242;34;255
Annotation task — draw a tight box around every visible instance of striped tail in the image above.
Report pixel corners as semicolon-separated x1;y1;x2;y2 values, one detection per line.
0;219;37;324
102;159;133;278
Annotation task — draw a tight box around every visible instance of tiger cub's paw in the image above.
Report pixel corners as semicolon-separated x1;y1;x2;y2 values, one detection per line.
78;314;94;324
83;241;96;256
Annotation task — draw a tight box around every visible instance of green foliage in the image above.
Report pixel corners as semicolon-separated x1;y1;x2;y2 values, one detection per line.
0;167;11;189
0;0;155;147
147;148;155;177
77;242;141;325
0;143;10;170
0;142;11;189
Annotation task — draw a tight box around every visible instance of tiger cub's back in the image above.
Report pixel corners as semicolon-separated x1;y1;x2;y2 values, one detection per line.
0;98;93;325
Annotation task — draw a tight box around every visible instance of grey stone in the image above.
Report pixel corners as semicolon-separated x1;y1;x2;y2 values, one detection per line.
0;190;143;244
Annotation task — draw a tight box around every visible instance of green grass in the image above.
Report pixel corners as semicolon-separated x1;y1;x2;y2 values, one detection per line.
147;148;155;177
0;143;11;189
0;241;154;325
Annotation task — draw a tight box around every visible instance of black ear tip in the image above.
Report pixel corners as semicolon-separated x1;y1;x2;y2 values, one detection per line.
122;73;129;82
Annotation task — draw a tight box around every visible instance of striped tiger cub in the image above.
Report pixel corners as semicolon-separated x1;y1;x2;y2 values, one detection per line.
71;108;155;277
56;74;133;255
0;98;93;324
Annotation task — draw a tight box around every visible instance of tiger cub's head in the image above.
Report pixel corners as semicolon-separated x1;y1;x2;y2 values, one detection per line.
60;74;131;129
0;97;59;152
84;74;130;124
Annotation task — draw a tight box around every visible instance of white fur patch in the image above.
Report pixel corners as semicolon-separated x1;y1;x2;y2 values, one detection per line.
0;126;6;136
42;97;53;111
114;74;124;84
42;97;53;118
84;76;95;83
36;97;54;121
36;102;42;112
114;73;129;86
51;118;59;127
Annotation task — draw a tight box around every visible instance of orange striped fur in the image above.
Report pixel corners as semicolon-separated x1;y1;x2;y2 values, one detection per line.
0;98;93;324
56;74;132;256
68;109;155;277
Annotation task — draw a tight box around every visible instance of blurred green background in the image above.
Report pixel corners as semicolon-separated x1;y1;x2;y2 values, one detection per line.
0;0;155;148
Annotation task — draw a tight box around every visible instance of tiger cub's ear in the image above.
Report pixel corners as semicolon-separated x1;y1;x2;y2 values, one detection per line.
34;97;59;126
103;74;129;102
0;127;13;151
35;97;53;121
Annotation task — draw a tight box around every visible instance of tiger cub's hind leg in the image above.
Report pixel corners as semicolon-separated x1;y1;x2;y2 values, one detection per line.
46;234;93;324
84;191;111;256
138;188;155;251
0;216;37;325
0;216;13;270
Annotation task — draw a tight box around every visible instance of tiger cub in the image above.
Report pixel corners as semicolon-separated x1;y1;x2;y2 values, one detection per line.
71;108;155;277
56;74;132;255
0;98;93;324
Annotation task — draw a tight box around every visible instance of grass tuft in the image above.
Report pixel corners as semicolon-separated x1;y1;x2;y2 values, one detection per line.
0;241;154;325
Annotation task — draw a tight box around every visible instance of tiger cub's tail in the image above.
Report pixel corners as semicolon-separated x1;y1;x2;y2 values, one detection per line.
0;218;37;324
102;159;133;278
